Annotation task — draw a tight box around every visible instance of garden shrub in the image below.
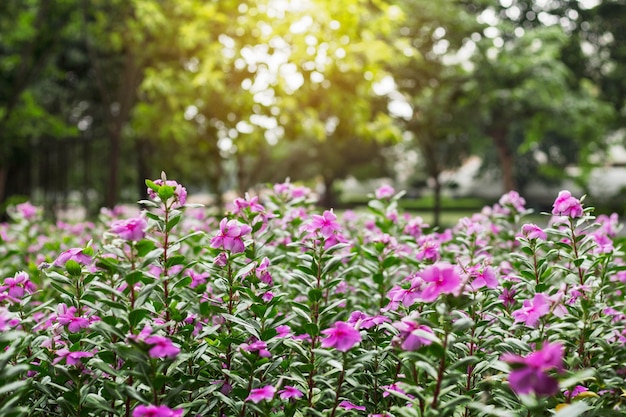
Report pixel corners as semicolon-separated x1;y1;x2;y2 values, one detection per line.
0;175;625;417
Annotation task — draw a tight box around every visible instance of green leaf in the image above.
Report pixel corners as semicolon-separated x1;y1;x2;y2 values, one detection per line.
553;401;591;417
65;260;82;276
129;309;150;329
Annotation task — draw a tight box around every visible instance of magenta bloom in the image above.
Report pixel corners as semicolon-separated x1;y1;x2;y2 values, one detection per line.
0;271;36;299
521;223;547;240
338;400;366;411
110;216;147;241
16;202;38;220
145;335;180;359
512;293;550;327
52;348;94;366
241;340;271;358
392;314;435;351
53;248;92;267
321;321;361;352
133;404;183;417
210;218;252;254
420;263;462;302
552;190;583;218
56;303;90;333
279;385;304;400
470;266;498;290
502;342;563;396
308;209;341;238
246;385;276;403
375;184;395;199
147;179;187;208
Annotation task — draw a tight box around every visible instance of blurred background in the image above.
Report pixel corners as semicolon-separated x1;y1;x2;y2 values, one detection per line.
1;0;625;224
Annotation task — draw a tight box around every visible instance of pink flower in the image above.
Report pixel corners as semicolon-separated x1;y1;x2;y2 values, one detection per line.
420;263;462;302
186;269;209;288
521;223;547;240
512;293;550;327
56;303;91;333
256;257;273;285
470;266;498;290
0;271;35;299
110;216;147;241
375;184;395;199
339;400;366;411
308;210;341;238
241;340;271;358
502;342;563;396
275;325;292;338
233;193;265;214
392;313;435;351
552;190;583;218
246;385;276;403
52;348;94;366
499;287;516;308
133;404;183;417
279;386;304;400
210;218;252;254
498;191;527;213
145;335;180;359
15;202;38;220
147;179;187;208
321;321;361;352
52;248;92;267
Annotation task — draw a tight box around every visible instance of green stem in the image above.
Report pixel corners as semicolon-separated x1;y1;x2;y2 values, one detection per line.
431;331;449;410
329;353;348;417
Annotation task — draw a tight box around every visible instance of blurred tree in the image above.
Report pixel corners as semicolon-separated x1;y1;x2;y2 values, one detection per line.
464;12;615;194
0;0;79;208
267;0;402;207
385;0;479;225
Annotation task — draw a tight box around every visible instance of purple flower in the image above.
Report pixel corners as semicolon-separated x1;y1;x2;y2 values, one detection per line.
308;209;341;238
279;386;304;400
186;269;209;288
56;303;91;333
52;248;92;267
339;400;366;411
246;385;276;403
110;216;147;241
210;218;252;254
241;340;271;358
420;263;462;302
256;257;273;285
499;287;516;308
375;184;395;199
0;271;35;299
470;266;498;290
15;202;38;220
52;348;94;366
321;321;361;352
147;179;187;208
502;342;563;396
552;190;583;218
512;293;550;327
145;335;180;359
233;193;265;214
392;313;435;351
521;223;547;240
132;404;183;417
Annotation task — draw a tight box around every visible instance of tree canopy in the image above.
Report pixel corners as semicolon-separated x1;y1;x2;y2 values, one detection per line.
0;0;621;213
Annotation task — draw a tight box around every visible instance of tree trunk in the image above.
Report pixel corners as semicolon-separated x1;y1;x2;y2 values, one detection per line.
0;166;7;211
433;174;442;228
491;126;517;192
320;175;337;208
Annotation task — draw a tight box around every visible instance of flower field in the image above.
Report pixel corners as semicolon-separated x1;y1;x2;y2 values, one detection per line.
1;175;625;417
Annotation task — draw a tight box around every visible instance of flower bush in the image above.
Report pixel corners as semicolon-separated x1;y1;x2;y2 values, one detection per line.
1;174;625;417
